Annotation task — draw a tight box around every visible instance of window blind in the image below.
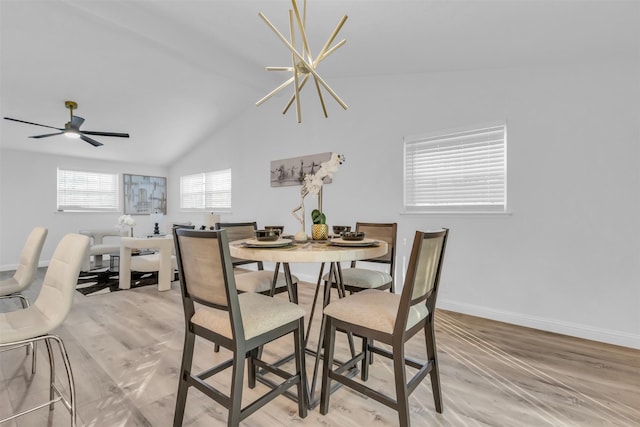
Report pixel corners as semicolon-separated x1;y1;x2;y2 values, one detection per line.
180;169;232;210
57;169;119;211
404;123;506;212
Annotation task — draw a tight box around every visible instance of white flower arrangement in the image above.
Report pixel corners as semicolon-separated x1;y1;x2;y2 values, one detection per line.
302;153;345;196
118;214;136;228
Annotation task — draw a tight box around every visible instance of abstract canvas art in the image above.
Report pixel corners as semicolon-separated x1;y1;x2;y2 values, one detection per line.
123;174;167;214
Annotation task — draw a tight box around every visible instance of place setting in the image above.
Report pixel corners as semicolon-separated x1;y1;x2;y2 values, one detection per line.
242;226;295;248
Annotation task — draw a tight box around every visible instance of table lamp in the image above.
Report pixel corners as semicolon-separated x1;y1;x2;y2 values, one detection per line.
150;211;164;234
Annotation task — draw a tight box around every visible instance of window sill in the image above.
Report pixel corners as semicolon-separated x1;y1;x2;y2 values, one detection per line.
400;211;513;217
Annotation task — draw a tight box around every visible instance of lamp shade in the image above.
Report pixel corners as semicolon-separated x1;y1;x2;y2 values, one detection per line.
205;212;220;229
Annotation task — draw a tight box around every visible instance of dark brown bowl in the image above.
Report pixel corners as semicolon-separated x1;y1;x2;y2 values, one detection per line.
332;225;351;235
341;231;365;241
255;229;280;241
264;226;284;235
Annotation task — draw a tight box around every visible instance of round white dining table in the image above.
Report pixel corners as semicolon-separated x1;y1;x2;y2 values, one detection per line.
228;238;387;264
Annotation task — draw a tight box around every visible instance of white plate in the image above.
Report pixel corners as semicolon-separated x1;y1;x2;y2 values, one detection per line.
329;238;379;247
243;238;293;248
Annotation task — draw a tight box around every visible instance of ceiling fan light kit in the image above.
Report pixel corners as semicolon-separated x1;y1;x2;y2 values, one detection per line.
257;0;348;123
3;100;130;147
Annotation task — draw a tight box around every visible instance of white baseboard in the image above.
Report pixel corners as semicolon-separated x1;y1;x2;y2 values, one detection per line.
438;299;640;350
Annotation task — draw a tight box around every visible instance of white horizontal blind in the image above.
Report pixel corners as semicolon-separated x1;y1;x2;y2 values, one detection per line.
57;169;119;211
180;169;231;210
404;123;506;212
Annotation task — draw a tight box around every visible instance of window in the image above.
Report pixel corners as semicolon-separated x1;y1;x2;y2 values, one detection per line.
57;169;119;212
180;169;232;211
404;122;506;213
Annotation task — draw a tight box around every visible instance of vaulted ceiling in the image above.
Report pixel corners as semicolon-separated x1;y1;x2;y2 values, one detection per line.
1;0;638;165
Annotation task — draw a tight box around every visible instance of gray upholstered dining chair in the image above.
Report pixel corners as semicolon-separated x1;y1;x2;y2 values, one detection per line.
216;221;299;302
0;233;90;427
172;228;307;426
320;229;449;427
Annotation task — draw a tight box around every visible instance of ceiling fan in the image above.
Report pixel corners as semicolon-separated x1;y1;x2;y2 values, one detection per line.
3;100;129;147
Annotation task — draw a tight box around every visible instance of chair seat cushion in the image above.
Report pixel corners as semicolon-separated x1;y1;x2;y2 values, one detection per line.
191;293;305;340
323;268;392;289
0;306;51;343
235;270;298;293
323;289;428;334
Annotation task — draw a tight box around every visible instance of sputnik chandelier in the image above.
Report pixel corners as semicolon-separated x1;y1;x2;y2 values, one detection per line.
256;0;348;123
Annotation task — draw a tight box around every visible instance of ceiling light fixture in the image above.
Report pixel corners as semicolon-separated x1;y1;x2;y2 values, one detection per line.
256;0;348;123
64;131;81;139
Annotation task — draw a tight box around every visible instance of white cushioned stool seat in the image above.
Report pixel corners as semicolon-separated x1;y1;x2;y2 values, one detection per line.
235;270;299;293
323;268;391;290
323;289;428;334
192;292;305;340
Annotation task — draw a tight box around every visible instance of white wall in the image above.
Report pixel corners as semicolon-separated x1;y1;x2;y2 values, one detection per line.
168;59;640;348
0;149;167;268
1;60;637;348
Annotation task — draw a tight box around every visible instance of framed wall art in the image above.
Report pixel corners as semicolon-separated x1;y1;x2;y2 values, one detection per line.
123;174;167;214
270;152;332;187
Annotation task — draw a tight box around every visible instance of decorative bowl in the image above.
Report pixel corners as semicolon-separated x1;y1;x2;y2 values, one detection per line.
332;225;351;235
264;225;284;235
341;231;365;241
255;229;280;241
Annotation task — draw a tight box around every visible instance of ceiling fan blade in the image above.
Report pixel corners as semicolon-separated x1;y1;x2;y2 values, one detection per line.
80;135;103;147
4;117;62;131
29;132;64;139
81;131;130;138
70;115;85;129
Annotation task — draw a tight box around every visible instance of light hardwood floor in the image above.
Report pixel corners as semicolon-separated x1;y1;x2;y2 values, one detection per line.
1;268;638;426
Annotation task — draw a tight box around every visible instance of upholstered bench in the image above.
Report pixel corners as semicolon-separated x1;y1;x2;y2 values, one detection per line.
79;229;125;271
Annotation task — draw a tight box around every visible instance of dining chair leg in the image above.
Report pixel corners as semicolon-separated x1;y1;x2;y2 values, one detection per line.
247;348;259;389
393;345;410;427
229;350;246;427
425;318;443;413
173;331;195;427
319;318;336;415
45;338;55;411
53;336;77;427
360;337;370;381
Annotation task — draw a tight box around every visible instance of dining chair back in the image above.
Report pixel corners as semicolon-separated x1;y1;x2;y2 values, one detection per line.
324;222;397;294
172;228;307;426
215;221;299;301
0;226;48;301
0;233;89;427
320;229;449;427
215;221;263;268
0;226;48;373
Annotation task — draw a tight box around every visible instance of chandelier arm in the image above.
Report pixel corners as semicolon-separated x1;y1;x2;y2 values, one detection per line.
319;39;346;63
256;76;296;106
291;0;313;63
283;74;311;114
259;12;347;110
313;76;329;118
266;67;294;71
290;9;303;123
315;15;348;63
